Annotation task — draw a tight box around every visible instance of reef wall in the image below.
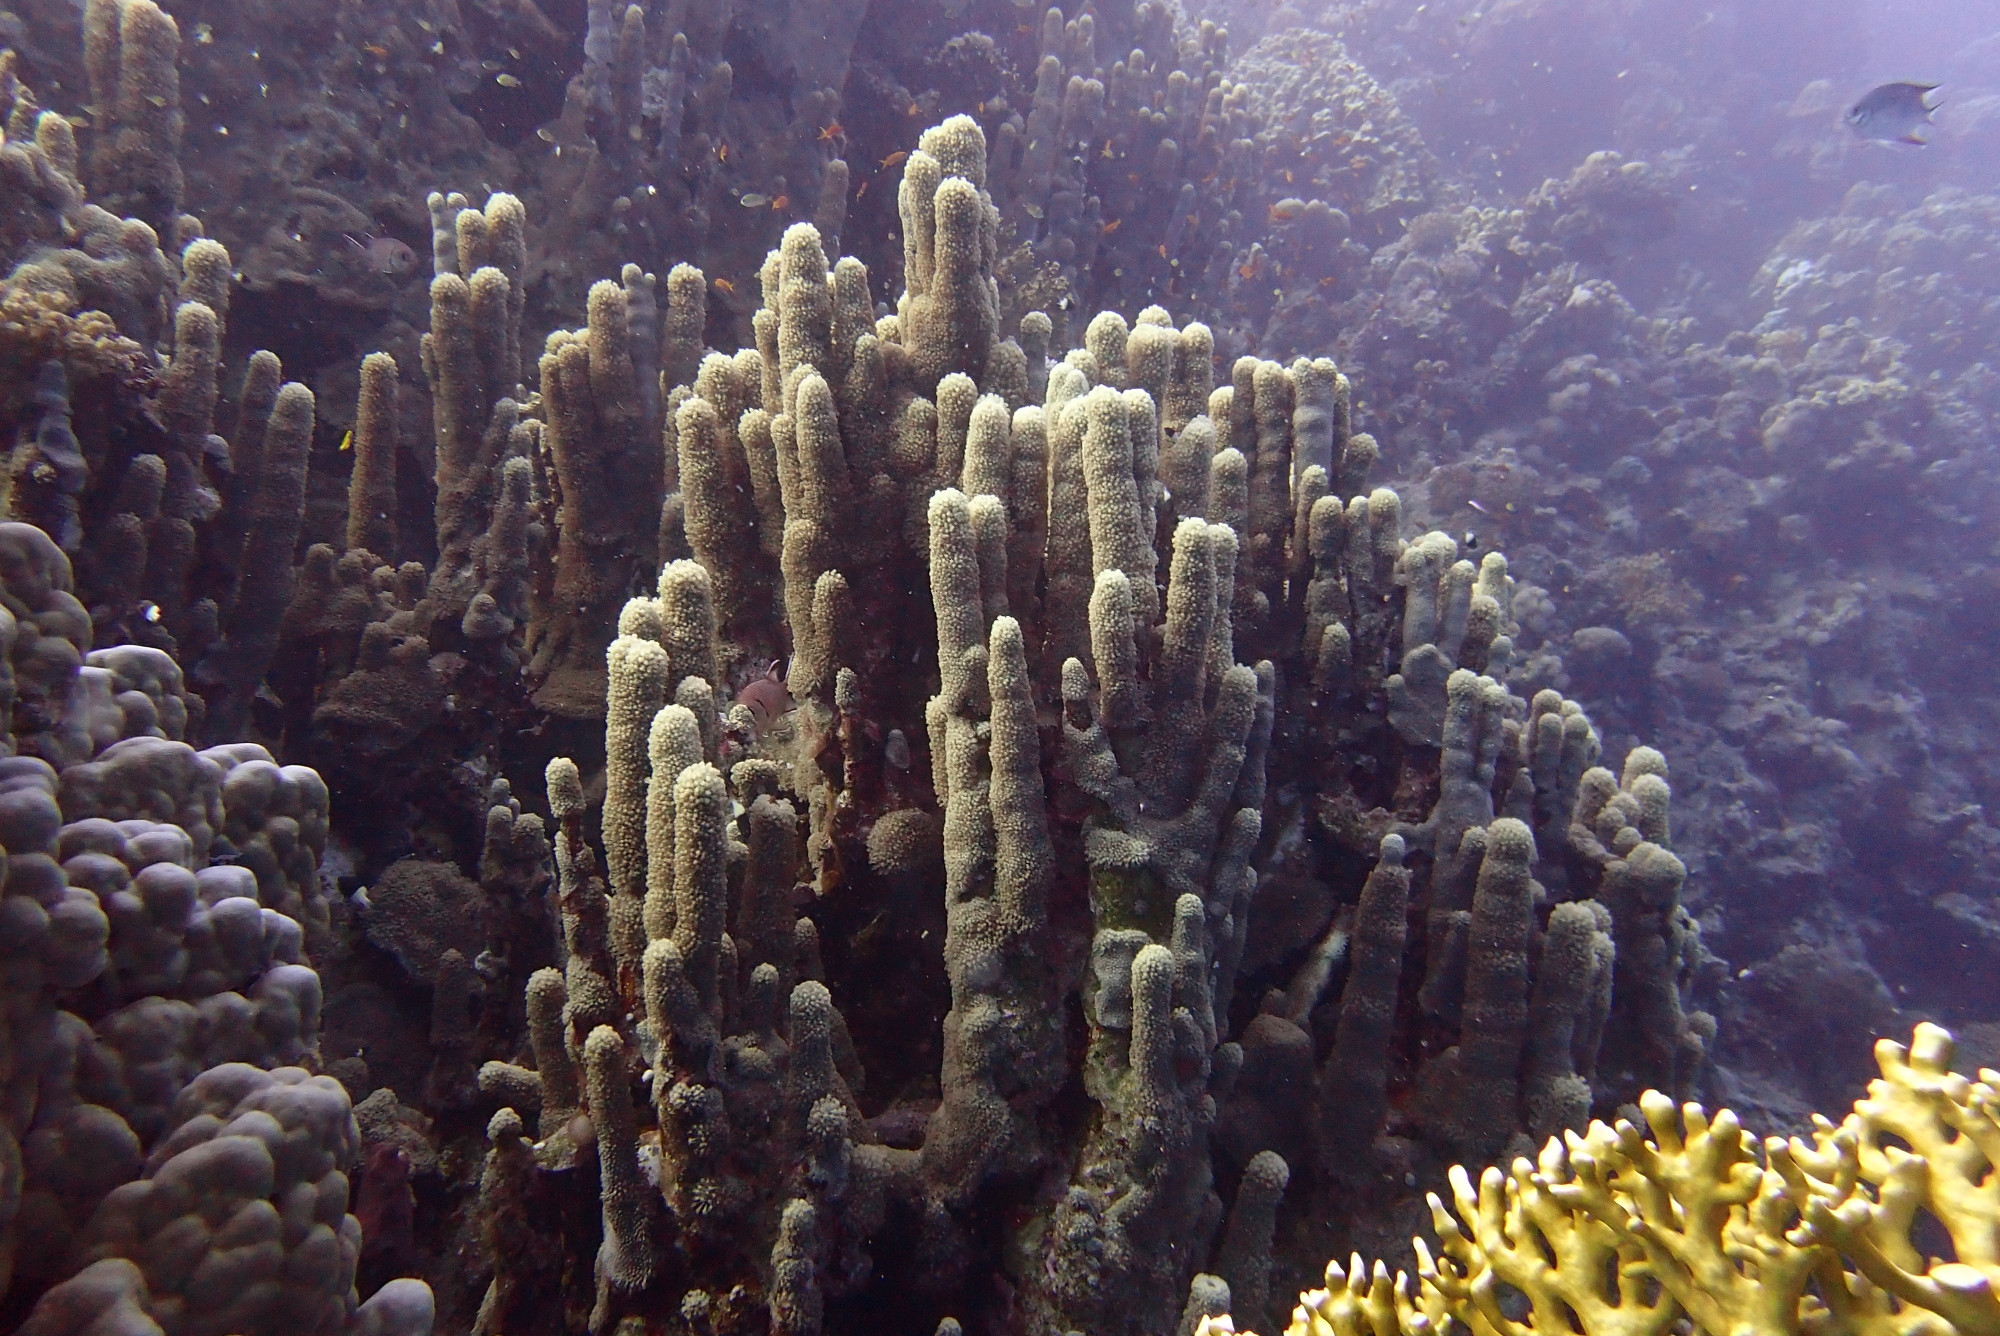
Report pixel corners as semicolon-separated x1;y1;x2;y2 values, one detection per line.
5;0;1993;1331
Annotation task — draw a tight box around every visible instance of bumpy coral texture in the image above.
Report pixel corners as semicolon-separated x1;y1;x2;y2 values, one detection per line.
0;597;432;1336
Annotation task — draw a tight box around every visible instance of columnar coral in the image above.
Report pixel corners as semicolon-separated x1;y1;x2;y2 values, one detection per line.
6;0;1750;1317
420;101;1726;1333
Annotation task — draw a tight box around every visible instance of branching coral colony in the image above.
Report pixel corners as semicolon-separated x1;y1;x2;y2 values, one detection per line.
1;0;1728;1329
1203;1023;2000;1336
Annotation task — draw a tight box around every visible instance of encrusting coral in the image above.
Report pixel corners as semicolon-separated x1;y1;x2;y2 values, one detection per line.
1200;1022;2000;1336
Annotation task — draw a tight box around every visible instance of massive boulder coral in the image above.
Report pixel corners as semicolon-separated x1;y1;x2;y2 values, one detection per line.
51;1065;373;1336
0;513;435;1335
1230;28;1439;248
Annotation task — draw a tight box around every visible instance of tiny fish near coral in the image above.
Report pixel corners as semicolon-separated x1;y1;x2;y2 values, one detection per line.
347;232;419;274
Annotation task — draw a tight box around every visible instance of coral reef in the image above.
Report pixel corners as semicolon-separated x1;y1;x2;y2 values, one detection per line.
2;6;1731;1306
1305;167;2000;1048
418;107;1717;1333
0;514;436;1335
1206;1023;2000;1336
6;0;1998;1330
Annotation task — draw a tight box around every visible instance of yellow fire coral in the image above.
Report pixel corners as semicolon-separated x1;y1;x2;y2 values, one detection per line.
1199;1023;2000;1336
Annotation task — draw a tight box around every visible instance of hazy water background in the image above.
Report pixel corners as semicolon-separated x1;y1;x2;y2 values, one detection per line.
1201;0;2000;314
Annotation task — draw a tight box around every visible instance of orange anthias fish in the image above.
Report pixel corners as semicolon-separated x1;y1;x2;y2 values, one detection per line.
818;123;843;141
880;150;908;170
715;277;736;294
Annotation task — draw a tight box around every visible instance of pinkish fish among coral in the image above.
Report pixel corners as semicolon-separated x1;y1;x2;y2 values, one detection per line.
737;660;795;736
356;1141;415;1264
347;233;420;276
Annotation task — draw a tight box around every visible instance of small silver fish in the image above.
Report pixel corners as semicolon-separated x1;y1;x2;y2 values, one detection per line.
1847;81;1941;145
